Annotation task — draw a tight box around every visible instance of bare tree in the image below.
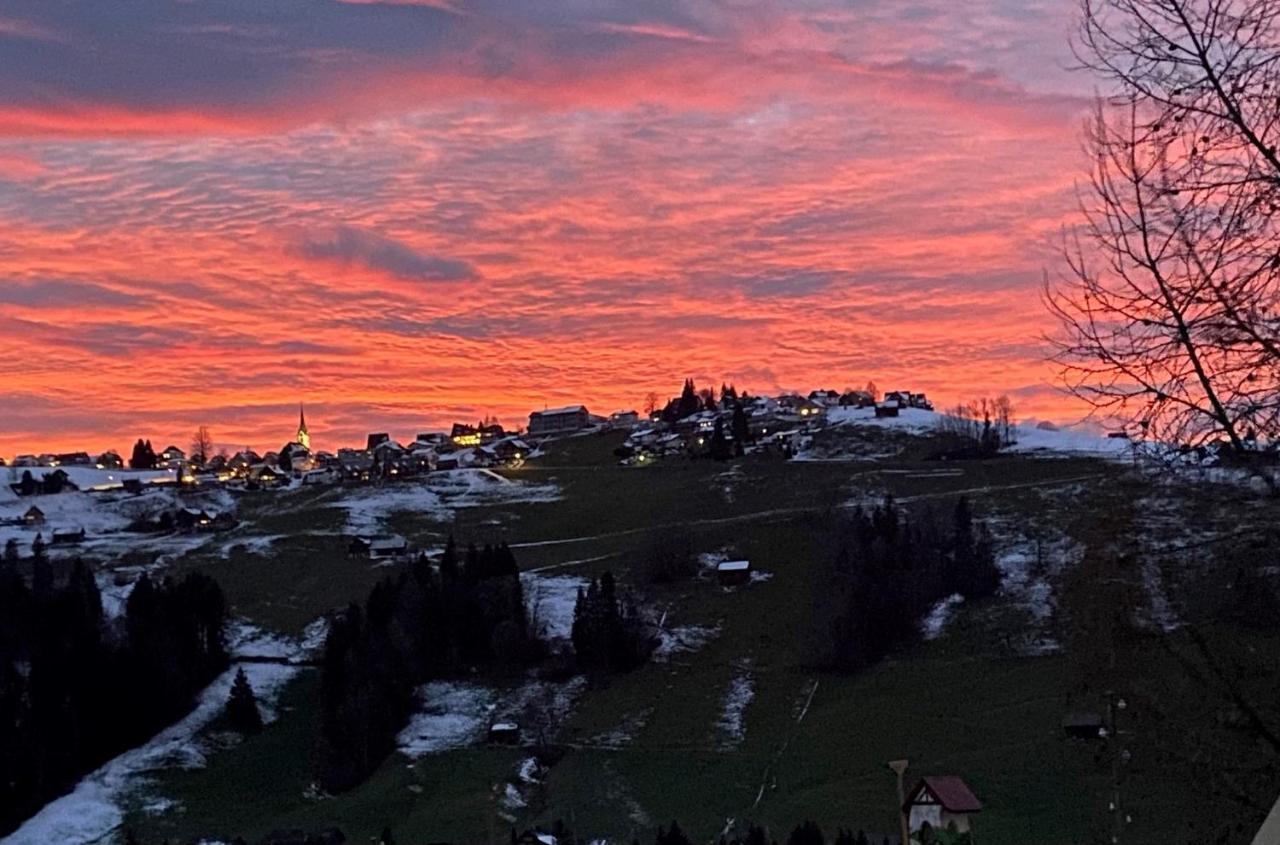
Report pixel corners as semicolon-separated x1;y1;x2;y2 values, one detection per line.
1049;0;1280;458
191;426;214;467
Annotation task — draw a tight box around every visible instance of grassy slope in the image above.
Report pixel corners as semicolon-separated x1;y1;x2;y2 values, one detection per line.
128;431;1276;844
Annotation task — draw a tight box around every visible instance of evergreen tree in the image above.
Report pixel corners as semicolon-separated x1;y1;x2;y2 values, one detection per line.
709;417;733;461
226;668;263;734
439;535;459;581
787;821;824;845
732;401;750;450
657;821;693;845
2;539;18;567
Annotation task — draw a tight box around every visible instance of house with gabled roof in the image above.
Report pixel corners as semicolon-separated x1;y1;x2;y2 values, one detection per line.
904;775;982;836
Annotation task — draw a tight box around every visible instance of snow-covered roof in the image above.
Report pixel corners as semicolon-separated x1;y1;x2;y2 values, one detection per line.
532;405;588;416
491;721;519;732
717;560;750;572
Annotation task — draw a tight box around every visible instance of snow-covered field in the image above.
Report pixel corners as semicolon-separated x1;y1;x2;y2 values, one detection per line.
2;620;324;845
333;469;560;534
817;406;1133;460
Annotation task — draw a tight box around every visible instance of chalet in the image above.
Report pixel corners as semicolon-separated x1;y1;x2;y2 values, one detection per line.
528;405;591;437
875;401;900;418
96;450;124;469
716;559;751;586
904;776;982;836
12;455;38;467
488;721;520;745
348;534;408;560
50;528;86;546
22;506;45;526
1062;712;1105;740
36;453;59;467
56;452;93;466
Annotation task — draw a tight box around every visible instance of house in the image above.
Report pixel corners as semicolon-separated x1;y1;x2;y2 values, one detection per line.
794;398;825;420
159;445;186;467
491;436;531;464
22;506;45;526
488;721;520;745
450;423;482;447
716;559;751;586
95;450;124;469
366;432;391;451
175;508;235;532
904;776;982;836
528;405;591;436
56;452;93;466
12;455;38;467
302;468;339;486
610;409;640;427
348;534;408;560
839;390;875;408
808;389;841;407
50;528;86;546
875;401;900;418
1062;712;1105;740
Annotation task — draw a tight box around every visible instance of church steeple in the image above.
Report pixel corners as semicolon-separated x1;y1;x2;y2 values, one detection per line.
297;403;310;451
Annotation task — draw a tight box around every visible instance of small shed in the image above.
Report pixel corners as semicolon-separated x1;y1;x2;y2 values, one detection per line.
904;775;982;836
348;535;408;560
1062;712;1105;740
716;559;752;586
22;506;45;526
489;721;520;745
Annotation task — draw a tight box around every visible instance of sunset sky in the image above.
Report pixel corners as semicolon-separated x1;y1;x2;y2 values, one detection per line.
0;0;1096;456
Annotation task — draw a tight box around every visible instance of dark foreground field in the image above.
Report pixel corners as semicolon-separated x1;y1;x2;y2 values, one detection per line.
125;431;1280;845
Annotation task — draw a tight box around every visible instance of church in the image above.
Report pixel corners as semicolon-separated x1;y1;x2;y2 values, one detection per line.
281;404;314;472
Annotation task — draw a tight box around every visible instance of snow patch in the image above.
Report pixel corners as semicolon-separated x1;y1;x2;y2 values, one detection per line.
715;662;755;751
334;470;560;534
922;593;963;640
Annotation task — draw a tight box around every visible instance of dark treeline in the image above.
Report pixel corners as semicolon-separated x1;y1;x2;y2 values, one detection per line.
317;538;541;793
570;570;657;681
814;496;1001;673
0;554;228;836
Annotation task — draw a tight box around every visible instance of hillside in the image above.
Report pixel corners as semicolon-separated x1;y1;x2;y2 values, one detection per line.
5;420;1277;845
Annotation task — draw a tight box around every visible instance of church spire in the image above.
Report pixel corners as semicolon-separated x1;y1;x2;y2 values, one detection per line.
297;403;311;451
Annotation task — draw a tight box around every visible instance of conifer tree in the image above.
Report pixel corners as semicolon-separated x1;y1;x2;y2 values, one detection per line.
226;668;264;734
